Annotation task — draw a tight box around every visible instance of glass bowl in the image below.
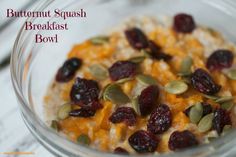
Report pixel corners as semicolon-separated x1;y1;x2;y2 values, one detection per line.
11;0;236;156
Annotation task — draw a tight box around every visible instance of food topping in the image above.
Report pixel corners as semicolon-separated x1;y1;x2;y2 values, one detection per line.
168;130;198;151
128;130;159;153
108;61;138;81
138;85;159;116
70;77;100;107
173;13;196;33
125;27;149;50
56;58;82;82
206;49;233;71
191;68;221;95
147;104;172;134
109;107;137;126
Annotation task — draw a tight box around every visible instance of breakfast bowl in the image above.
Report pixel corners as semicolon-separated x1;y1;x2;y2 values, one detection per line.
11;0;236;156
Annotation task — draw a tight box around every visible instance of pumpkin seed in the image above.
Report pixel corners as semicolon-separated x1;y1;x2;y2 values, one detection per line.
131;97;141;115
198;113;214;133
57;103;72;120
77;134;91;145
204;130;218;143
129;56;146;64
90;36;109;45
226;69;236;80
178;56;193;76
51;120;59;131
164;80;188;94
182;76;191;84
221;101;234;111
116;77;133;84
136;74;157;86
103;84;130;105
189;103;203;124
222;125;232;136
141;49;151;58
215;96;234;103
203;94;219;101
89;64;108;80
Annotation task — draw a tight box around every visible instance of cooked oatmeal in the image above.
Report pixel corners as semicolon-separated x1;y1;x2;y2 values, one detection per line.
44;13;236;154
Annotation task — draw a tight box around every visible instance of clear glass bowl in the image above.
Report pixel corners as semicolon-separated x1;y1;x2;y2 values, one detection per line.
11;0;236;156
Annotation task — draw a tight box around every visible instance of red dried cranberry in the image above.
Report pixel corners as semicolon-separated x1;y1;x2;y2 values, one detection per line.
138;85;159;116
69;108;96;117
184;102;212;117
173;13;196;33
191;68;221;95
202;102;213;116
168;130;198;151
108;61;138;81
70;78;100;106
109;107;137;126
114;147;129;155
213;108;232;134
206;49;234;71
128;130;159;153
56;58;82;82
125;27;148;50
147;104;172;134
148;40;172;61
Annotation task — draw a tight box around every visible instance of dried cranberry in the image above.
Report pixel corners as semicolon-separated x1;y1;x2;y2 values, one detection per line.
213;108;232;134
191;68;221;95
70;77;100;107
148;40;172;61
108;61;138;81
56;58;82;82
109;107;137;126
184;102;212;117
128;130;159;153
114;147;129;155
138;85;159;116
147;104;172;134
202;102;213;116
125;27;148;50
206;49;234;71
173;13;196;33
168;130;198;151
69;108;96;117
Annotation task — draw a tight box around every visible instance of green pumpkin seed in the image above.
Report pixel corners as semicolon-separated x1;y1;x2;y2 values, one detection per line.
51;120;59;131
226;69;236;80
136;74;157;86
204;130;218;143
203;94;219;101
164;80;188;94
57;103;72;120
222;125;232;136
129;56;146;64
131;97;141;115
89;64;108;80
77;134;91;145
103;84;130;105
90;36;109;45
189;103;203;124
178;56;193;76
198;113;214;133
215;96;234;103
221;101;234;111
116;77;133;84
141;49;152;58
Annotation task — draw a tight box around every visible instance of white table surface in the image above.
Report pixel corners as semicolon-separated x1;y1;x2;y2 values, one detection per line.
0;0;53;156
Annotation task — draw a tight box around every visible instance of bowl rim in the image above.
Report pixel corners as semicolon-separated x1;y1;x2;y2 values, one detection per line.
10;0;236;156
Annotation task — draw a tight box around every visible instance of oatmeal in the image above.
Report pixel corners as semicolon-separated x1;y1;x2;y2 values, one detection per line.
44;13;236;154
